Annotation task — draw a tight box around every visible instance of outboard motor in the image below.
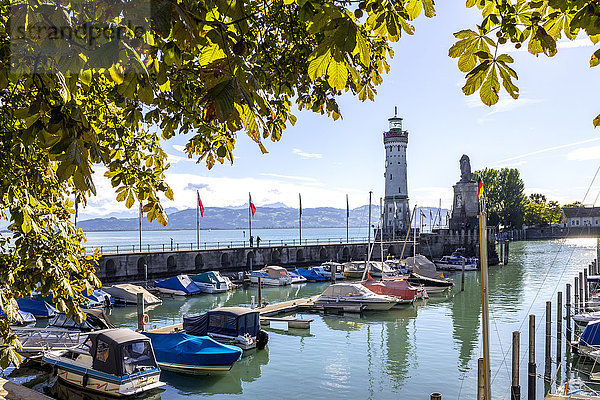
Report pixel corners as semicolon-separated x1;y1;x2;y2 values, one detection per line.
256;329;269;350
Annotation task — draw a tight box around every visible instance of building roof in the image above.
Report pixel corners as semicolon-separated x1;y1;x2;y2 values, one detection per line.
562;207;600;218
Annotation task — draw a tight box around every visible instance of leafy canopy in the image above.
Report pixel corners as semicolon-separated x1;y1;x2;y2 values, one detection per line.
474;168;527;228
0;0;437;366
524;193;563;225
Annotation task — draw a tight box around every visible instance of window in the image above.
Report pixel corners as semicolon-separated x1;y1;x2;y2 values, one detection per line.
96;340;110;363
390;174;392;180
399;187;401;193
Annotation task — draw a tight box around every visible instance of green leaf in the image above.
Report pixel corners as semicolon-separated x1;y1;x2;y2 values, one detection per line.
591;48;600;67
354;33;370;66
327;58;348;90
458;52;477;73
594;114;600;128
462;60;491;96
406;0;423;20
204;79;236;122
333;19;357;52
308;49;333;80
480;66;499;106
108;65;124;85
125;191;135;208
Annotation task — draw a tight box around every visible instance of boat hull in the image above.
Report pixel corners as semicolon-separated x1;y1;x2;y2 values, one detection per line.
156;361;234;375
155;287;195;296
45;356;164;397
249;276;291;286
434;262;478;271
314;298;396;311
193;282;227;293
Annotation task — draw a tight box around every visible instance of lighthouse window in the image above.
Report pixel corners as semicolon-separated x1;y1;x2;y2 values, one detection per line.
399;187;401;193
390;174;392;180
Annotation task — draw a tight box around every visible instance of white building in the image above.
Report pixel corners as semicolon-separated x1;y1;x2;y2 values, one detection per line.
382;109;410;238
562;207;600;227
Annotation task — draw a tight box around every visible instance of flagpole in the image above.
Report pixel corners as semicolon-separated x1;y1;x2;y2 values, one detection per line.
139;202;142;251
248;193;252;246
367;191;372;261
299;193;302;245
346;194;349;243
196;190;200;249
478;185;491;400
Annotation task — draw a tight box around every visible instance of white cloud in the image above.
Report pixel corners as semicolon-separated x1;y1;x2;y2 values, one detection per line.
292;148;323;159
172;144;186;153
260;173;318;182
567;145;600;161
492;138;600;165
466;93;543;114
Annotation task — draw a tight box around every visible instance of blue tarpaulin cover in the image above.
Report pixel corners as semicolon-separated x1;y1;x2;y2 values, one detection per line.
154;275;203;295
580;320;600;346
85;289;115;305
293;268;326;281
143;332;242;367
16;298;58;318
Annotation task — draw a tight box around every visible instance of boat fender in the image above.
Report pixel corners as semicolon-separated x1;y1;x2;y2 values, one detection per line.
82;372;89;387
256;329;269;350
142;313;150;325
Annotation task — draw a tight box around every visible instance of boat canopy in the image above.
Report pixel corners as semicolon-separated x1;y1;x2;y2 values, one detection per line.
588;275;600;282
183;307;260;338
294;268;326;281
103;284;162;305
16;298;58;318
403;255;444;279
580;320;600;347
49;308;115;332
85;289;114;305
264;266;289;278
154;275;203;294
321;283;373;297
87;329;158;376
142;332;242;366
191;271;226;285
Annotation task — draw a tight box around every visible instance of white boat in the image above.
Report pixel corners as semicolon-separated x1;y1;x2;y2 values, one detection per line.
191;271;229;293
103;284;162;305
288;271;308;284
312;262;345;280
153;275;203;296
42;329;164;397
315;283;397;311
249;266;292;286
573;311;600;327
434;255;478;271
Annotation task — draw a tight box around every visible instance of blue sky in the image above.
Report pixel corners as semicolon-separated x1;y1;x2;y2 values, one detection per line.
81;3;600;220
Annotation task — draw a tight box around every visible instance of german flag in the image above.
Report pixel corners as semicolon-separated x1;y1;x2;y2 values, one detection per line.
478;179;484;199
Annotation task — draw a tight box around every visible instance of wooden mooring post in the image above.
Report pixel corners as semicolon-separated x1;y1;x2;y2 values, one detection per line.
528;314;536;400
430;393;442;400
258;276;262;306
574;276;579;315
584;269;589;311
499;240;504;265
566;283;572;344
136;292;145;332
331;264;336;284
579;272;584;312
597;238;600;268
511;331;521;400
557;291;563;365
545;301;552;380
504;240;510;265
461;257;465;292
478;357;485;400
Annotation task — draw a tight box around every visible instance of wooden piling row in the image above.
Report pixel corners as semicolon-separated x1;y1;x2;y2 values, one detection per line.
545;301;552;380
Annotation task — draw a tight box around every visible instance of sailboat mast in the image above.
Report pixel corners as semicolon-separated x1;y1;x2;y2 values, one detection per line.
413;204;417;259
380;197;384;263
479;207;491;399
368;191;372;260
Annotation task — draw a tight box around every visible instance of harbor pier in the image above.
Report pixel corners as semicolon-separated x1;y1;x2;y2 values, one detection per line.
95;240;415;283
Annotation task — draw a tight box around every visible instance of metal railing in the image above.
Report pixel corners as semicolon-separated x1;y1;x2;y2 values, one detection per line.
85;236;411;255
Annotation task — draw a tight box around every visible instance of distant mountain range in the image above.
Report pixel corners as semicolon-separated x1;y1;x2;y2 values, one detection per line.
77;205;450;231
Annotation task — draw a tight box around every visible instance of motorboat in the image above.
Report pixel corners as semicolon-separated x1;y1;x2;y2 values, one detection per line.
16;298;58;318
434;254;478;271
42;329;164;397
183;307;269;351
249;266;292;286
288;270;308;284
154;275;203;296
573;311;600;327
314;283;398;311
311;262;345;280
103;284;162;305
48;309;115;332
384;259;409;274
343;261;366;279
366;261;399;278
84;289;115;307
293;268;327;282
1;309;36;326
360;276;419;305
191;271;229;293
402;255;455;293
142;332;242;374
572;320;600;356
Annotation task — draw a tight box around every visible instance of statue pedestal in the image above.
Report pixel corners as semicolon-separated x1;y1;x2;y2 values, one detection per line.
449;181;479;230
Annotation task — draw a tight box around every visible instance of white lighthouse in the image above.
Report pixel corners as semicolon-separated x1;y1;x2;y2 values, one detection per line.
383;108;410;238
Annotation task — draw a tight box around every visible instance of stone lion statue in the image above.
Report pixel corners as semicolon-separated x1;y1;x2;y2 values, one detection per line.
459;154;472;183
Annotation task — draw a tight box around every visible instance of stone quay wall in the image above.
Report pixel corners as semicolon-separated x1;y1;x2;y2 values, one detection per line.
96;241;415;284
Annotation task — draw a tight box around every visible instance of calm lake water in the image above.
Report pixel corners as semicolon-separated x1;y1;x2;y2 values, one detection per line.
20;239;600;399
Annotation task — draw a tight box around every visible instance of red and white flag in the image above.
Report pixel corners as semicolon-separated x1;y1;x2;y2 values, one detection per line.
197;191;204;217
249;193;256;217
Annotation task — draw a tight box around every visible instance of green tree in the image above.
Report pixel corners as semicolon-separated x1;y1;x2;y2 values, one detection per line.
563;201;584;208
1;0;438;365
524;193;563;225
474;168;526;229
451;0;600;128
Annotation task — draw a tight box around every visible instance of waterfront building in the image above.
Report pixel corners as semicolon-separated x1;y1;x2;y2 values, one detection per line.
382;108;410;239
562;207;600;227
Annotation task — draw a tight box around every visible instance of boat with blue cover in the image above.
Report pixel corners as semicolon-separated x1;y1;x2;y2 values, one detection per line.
183;307;269;351
191;271;229;293
142;332;242;374
154;275;203;296
85;289;115;307
16;298;58;318
293;268;326;282
0;309;36;326
288;270;307;284
249;266;292;286
42;328;164;397
573;320;600;356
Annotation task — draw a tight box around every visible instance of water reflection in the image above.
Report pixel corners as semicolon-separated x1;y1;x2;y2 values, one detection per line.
47;378;164;400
